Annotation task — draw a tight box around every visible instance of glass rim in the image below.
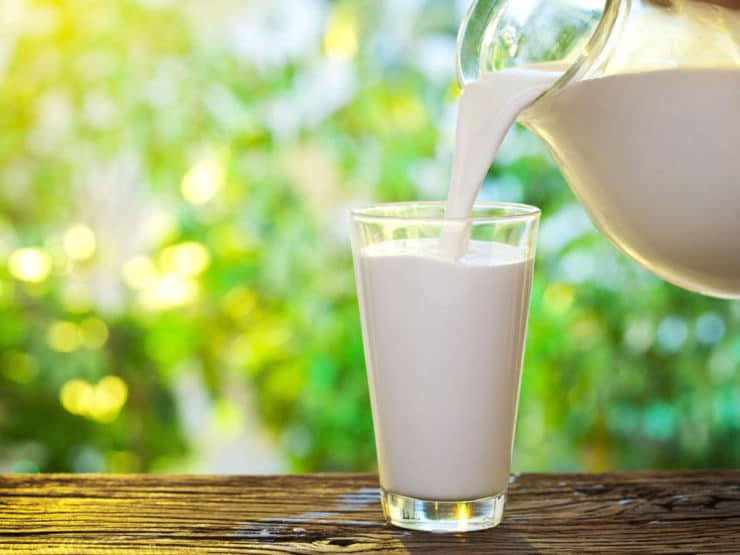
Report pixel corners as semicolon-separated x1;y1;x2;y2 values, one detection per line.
349;201;540;224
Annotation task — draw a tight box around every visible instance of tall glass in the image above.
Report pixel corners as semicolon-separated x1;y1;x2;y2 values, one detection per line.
349;202;539;533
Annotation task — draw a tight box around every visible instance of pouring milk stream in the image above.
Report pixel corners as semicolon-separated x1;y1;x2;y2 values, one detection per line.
440;67;561;259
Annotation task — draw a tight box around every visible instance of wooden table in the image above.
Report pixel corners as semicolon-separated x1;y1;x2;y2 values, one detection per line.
1;471;738;553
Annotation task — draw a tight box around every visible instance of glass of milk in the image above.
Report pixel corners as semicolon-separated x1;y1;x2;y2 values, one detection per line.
350;201;539;533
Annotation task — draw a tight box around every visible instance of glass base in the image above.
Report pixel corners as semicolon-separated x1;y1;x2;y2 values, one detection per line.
380;489;505;533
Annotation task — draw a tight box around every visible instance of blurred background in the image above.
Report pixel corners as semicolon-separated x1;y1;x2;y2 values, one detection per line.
0;0;738;475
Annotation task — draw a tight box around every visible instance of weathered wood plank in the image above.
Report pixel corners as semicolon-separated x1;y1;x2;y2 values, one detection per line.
0;471;738;553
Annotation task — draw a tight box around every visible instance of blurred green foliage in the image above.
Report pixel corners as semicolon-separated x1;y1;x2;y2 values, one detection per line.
0;0;737;474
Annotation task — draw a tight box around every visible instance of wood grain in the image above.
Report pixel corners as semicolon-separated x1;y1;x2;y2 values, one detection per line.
0;471;738;553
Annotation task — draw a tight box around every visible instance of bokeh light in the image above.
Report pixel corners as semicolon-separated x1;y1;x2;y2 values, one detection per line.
47;321;82;353
695;313;725;345
8;248;52;283
160;242;211;276
542;282;574;315
656;315;689;354
63;224;97;261
122;256;158;290
324;10;358;61
139;274;199;311
180;159;223;205
60;376;128;423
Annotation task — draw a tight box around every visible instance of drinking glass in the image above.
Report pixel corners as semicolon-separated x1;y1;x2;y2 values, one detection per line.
349;201;539;532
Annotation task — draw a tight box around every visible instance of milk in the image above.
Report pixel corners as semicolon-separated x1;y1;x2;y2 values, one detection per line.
355;239;533;500
354;69;552;501
446;67;562;219
521;68;740;297
358;64;739;502
446;67;740;296
441;68;560;258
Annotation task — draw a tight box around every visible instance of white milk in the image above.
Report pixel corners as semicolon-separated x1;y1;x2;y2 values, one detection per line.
355;69;552;501
521;68;740;297
359;63;739;501
446;66;740;296
356;239;533;500
446;67;562;219
441;67;560;259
